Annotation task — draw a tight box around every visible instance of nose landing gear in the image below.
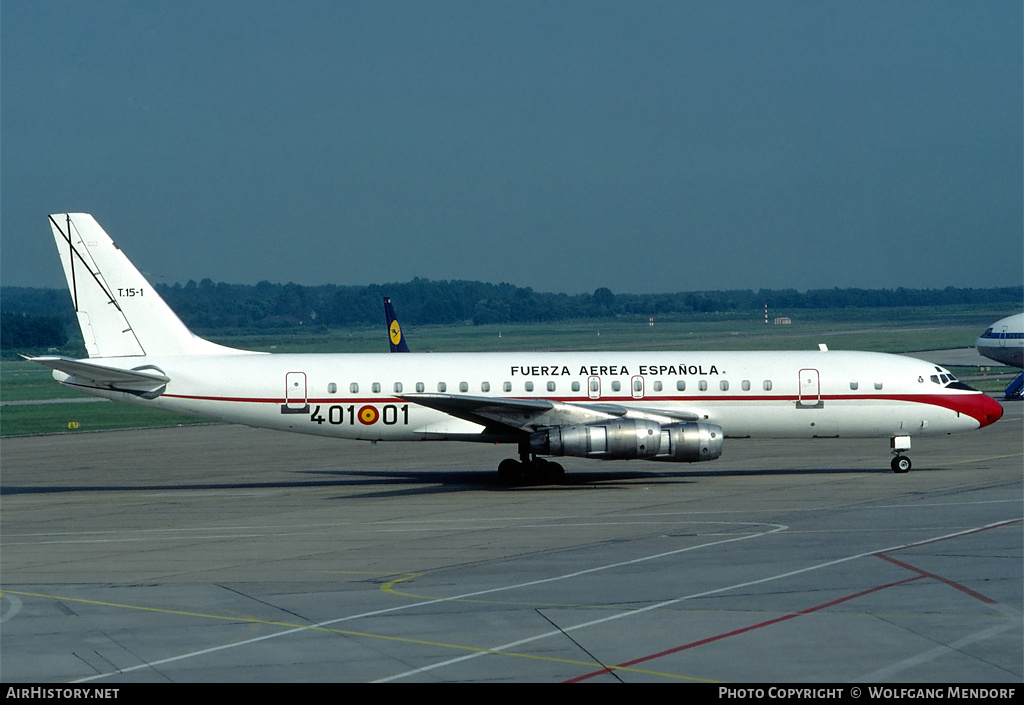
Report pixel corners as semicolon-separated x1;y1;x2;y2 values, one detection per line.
890;455;912;473
890;435;912;473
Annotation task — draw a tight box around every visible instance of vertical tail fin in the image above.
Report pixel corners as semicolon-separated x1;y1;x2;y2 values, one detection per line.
49;213;241;358
383;296;410;352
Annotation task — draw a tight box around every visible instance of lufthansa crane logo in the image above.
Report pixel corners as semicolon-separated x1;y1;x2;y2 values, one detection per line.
389;320;402;345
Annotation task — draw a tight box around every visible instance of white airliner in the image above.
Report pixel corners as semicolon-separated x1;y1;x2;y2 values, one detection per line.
975;313;1023;369
28;214;1003;480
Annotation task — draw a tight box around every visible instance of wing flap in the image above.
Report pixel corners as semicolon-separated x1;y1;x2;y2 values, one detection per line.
573;402;700;422
400;393;700;433
400;393;555;433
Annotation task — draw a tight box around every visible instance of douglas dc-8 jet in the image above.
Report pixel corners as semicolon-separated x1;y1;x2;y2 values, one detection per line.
29;214;1003;481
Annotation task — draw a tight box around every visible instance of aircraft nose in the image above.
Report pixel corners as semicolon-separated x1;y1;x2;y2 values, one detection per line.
975;394;1004;428
947;391;1004;428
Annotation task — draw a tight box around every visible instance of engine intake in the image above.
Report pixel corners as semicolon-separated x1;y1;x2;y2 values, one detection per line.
530;419;723;462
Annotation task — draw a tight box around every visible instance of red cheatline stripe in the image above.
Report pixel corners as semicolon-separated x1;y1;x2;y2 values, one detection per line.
156;391;985;408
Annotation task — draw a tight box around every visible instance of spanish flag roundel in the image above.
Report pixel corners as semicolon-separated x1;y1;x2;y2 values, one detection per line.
358;405;379;425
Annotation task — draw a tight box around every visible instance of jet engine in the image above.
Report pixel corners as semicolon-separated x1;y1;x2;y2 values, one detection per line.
651;421;724;462
529;419;723;462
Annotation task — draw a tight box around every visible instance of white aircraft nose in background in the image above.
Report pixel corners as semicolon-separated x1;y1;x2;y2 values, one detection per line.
976;313;1024;369
976;312;1024;401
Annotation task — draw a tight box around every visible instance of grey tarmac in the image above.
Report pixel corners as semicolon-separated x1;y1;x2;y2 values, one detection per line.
1;399;1020;683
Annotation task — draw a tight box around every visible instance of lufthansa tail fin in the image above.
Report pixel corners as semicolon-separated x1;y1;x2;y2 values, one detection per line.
383;296;410;352
48;213;245;358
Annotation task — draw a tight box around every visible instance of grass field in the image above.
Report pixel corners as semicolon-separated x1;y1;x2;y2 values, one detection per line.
196;305;1008;354
2;307;1017;437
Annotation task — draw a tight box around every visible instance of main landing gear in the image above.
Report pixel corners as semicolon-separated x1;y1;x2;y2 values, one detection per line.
890;435;912;473
498;442;565;485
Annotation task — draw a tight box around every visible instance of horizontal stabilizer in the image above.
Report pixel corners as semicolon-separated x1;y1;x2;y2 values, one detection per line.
24;355;170;397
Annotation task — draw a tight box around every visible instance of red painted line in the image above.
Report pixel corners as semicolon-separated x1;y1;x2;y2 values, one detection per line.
870;518;1022;605
874;553;996;604
564;575;923;683
565;519;1020;683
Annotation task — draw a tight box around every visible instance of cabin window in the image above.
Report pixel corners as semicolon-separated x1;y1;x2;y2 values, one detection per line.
394;382;403;393
416;382;425;393
698;380;708;392
653;381;663;392
720;380;729;391
850;381;859;390
481;381;490;392
676;380;686;391
328;383;337;394
350;383;359;394
547;381;556;392
572;381;580;392
874;382;883;390
525;381;534;392
611;381;621;392
371;382;380;393
459;381;469;392
633;379;643;393
763;380;772;391
590;379;600;393
504;381;512;392
741;380;750;391
437;382;447;392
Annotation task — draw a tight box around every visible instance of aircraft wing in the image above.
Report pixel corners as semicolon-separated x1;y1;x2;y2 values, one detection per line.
400;393;700;434
24;355;169;396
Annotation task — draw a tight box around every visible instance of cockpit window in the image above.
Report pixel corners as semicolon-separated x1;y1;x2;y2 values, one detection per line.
930;368;972;390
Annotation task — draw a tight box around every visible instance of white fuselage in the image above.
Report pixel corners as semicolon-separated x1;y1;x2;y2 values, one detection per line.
56;349;998;444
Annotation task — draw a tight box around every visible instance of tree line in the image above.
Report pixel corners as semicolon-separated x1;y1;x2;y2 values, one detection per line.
2;280;1021;350
0;312;68;350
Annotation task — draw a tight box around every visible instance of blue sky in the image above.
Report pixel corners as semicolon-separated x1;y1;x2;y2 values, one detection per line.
2;1;1021;294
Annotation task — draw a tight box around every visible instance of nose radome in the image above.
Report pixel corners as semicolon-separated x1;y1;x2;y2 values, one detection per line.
951;392;1004;428
978;394;1004;427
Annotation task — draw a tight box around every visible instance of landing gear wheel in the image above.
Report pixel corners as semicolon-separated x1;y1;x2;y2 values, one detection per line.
891;455;911;473
497;453;565;485
498;458;524;484
545;461;565;483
